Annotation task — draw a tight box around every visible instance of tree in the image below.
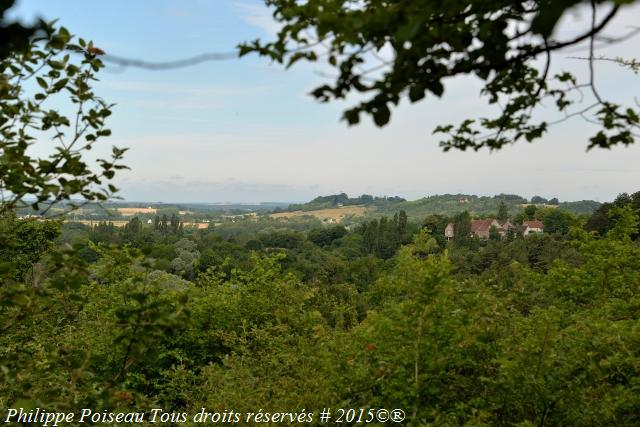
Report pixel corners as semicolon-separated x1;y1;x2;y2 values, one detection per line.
411;228;439;257
453;210;472;243
489;225;502;241
0;214;61;283
259;229;305;249
548;197;560;205
0;0;42;61
123;216;142;239
241;1;639;151
497;201;509;222
245;239;264;251
586;190;640;237
543;209;572;234
1;21;126;215
308;225;347;247
524;204;538;220
161;214;169;233
422;214;448;248
171;238;200;279
531;195;548;204
170;213;179;233
361;219;379;254
358;215;405;258
398;209;408;235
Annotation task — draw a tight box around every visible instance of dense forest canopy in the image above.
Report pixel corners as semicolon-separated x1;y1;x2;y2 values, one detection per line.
2;182;640;424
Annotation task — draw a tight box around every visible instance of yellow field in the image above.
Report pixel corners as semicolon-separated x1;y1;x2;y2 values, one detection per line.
73;220;130;227
190;222;209;229
69;220;209;229
270;206;367;222
117;207;157;216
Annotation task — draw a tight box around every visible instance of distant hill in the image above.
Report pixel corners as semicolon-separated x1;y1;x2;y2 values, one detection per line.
375;194;527;218
286;193;406;212
287;193;601;218
557;200;602;215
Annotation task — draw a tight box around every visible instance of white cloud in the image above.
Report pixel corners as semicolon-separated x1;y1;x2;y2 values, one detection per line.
235;1;281;38
90;1;640;203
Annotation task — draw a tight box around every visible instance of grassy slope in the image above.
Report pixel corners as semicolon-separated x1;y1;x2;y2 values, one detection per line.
290;194;601;219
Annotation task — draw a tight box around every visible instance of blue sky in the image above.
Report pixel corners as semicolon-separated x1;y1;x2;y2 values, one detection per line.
8;0;640;203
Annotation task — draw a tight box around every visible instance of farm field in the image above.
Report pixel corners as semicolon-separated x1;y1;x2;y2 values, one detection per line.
117;207;157;216
270;206;367;222
69;220;209;229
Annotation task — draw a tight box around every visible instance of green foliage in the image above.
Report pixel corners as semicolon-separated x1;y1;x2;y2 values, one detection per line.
358;212;409;259
240;0;639;150
259;228;305;249
586;191;640;238
0;214;61;283
497;201;509;222
308;225;347;247
532;195;548;204
1;15;639;419
288;192;601;220
1;191;639;424
524;204;538;220
453;210;472;244
0;21;127;214
542;208;575;235
0;0;42;60
288;193;405;211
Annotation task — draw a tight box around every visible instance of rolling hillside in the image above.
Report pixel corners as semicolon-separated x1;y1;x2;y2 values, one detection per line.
286;193;601;219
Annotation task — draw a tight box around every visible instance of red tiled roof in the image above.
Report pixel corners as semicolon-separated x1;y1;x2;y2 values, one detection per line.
524;220;544;229
471;219;496;234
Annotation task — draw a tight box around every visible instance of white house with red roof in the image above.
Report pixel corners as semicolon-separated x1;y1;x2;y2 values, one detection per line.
522;220;544;235
445;218;517;240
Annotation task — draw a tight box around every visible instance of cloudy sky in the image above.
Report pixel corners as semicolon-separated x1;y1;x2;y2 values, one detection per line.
9;0;640;203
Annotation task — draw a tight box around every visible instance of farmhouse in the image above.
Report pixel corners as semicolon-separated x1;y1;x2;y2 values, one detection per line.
445;218;535;240
522;220;544;235
471;219;500;239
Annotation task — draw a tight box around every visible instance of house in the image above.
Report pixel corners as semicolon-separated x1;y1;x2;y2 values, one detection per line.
471;219;502;239
522;220;544;235
445;218;515;240
498;220;515;236
445;223;455;240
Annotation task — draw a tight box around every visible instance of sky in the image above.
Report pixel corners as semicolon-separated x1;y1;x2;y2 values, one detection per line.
7;0;640;203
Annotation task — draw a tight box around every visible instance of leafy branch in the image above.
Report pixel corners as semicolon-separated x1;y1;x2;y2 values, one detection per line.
0;21;128;215
239;0;639;151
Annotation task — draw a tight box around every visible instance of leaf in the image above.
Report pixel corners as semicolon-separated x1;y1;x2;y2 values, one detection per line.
372;103;390;126
426;80;444;97
531;0;582;38
36;77;48;90
51;78;69;92
409;84;426;102
48;59;65;70
343;108;360;125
